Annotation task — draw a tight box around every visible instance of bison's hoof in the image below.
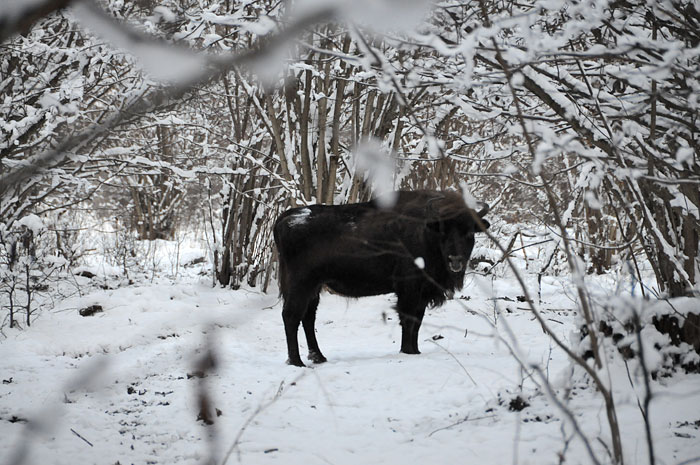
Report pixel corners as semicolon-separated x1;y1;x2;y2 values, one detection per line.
400;348;421;355
308;351;327;364
286;357;306;367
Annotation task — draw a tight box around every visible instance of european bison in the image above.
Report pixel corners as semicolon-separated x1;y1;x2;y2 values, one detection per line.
273;190;490;366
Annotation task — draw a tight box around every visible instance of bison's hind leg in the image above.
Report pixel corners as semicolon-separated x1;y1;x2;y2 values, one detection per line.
283;293;310;367
303;294;327;364
283;289;327;367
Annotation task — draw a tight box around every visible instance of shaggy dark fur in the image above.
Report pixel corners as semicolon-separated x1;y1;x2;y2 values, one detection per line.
273;190;490;366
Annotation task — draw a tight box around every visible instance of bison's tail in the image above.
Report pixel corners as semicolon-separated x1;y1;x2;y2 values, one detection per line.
276;253;287;299
273;221;288;299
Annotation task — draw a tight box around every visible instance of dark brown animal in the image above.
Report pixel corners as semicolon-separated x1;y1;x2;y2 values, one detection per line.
273;190;490;366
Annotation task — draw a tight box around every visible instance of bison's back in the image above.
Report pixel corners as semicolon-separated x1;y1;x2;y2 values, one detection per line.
273;201;420;297
274;203;374;254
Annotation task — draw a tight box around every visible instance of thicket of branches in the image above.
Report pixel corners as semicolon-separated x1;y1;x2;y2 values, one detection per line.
2;0;697;294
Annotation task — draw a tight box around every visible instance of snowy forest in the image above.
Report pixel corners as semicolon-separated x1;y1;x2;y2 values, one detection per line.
1;0;699;464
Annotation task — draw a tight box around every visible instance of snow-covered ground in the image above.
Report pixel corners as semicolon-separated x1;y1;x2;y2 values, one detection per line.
1;267;699;464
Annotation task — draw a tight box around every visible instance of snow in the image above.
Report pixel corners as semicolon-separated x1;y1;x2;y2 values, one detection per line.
287;207;312;226
241;16;277;36
1;269;699;465
354;139;398;208
414;257;425;269
15;213;45;234
151;6;177;23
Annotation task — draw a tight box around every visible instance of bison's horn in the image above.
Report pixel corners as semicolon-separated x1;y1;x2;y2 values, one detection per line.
476;202;489;217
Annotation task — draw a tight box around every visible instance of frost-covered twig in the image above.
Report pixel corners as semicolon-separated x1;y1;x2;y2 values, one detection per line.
631;308;656;465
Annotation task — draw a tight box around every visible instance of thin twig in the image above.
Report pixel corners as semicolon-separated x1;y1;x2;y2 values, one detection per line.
428;339;478;387
70;428;93;447
427;414;495;437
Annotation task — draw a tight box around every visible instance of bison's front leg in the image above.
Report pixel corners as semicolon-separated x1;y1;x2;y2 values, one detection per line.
396;296;426;355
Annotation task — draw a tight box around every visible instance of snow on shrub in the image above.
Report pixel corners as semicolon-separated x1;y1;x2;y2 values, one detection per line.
579;297;700;376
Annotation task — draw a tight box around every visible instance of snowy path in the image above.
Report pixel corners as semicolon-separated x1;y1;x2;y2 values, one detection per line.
1;278;698;464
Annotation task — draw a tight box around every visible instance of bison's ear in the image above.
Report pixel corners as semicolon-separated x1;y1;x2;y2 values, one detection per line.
474;202;489;232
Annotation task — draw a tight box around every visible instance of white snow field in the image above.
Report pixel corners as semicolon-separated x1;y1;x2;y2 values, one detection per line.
1;273;699;465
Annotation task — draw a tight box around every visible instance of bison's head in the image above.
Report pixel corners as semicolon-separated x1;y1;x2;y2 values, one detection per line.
430;201;490;279
443;228;474;274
